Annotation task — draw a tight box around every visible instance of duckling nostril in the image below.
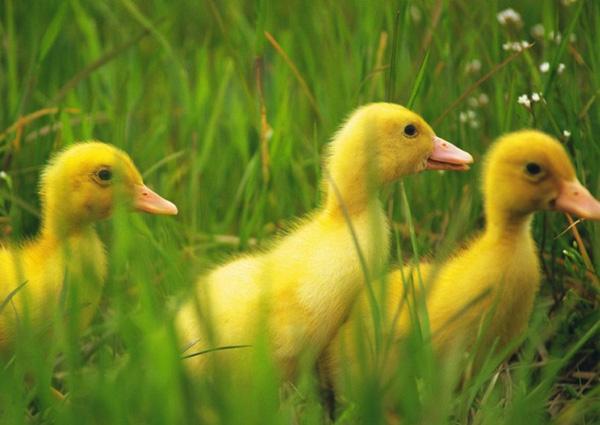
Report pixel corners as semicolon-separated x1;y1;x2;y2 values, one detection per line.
573;191;579;196
442;142;448;148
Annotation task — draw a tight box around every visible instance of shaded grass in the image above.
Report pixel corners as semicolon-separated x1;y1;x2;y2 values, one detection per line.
0;0;599;424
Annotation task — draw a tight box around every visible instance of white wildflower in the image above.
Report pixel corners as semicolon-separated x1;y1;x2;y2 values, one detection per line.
518;94;531;108
265;126;274;140
465;59;482;74
549;31;562;44
531;24;545;39
531;92;541;102
563;130;571;138
478;93;489;106
502;41;532;52
468;97;479;108
410;6;422;23
459;110;480;127
557;63;566;74
497;8;522;26
539;62;550;73
0;171;7;179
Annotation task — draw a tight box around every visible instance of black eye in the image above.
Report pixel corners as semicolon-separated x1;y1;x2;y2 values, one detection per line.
403;124;417;137
525;162;542;175
97;168;112;181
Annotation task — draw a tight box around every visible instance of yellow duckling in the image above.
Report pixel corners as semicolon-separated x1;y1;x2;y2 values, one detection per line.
0;142;177;349
176;102;473;380
325;130;600;394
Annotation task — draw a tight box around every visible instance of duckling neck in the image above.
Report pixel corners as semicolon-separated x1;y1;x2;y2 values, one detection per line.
39;205;105;311
40;199;95;242
39;216;102;272
323;150;379;217
323;180;378;217
322;119;382;217
484;204;533;243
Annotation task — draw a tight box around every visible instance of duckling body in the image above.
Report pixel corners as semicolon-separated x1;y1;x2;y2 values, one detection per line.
0;230;106;346
432;224;539;351
0;142;177;349
179;205;387;378
383;222;540;355
325;130;600;392
177;102;473;379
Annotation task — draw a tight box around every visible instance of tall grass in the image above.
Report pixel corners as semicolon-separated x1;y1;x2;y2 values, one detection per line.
0;0;598;423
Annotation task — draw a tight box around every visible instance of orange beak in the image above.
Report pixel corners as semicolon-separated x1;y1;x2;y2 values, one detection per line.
426;136;474;171
554;179;600;220
134;184;178;215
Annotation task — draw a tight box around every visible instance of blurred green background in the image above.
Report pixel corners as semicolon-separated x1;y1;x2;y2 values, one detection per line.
0;0;598;423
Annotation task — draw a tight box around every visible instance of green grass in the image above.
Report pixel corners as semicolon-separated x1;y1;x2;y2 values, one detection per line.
1;0;599;423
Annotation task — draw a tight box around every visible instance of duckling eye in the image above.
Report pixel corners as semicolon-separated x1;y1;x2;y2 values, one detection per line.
403;124;417;138
525;162;542;176
97;168;112;182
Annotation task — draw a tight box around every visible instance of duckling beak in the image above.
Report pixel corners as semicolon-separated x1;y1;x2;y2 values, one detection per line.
134;184;178;215
554;179;600;220
426;137;474;171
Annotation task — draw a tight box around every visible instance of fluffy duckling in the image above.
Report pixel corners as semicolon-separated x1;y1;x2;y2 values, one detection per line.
325;130;600;395
176;102;473;380
0;142;177;349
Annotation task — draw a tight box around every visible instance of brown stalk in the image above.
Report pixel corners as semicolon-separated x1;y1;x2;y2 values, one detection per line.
417;0;443;63
367;32;388;98
25;112;110;141
255;57;271;183
564;213;599;288
264;31;321;121
0;107;80;143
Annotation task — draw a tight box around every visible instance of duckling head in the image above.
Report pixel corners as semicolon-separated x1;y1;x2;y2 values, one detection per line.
483;130;600;221
327;103;473;190
40;141;177;236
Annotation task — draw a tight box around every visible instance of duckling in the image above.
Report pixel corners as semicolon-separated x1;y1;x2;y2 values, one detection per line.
176;102;473;380
324;129;600;395
0;142;177;349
